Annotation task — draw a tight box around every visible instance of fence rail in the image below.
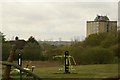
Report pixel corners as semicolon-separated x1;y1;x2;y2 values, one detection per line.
0;61;42;80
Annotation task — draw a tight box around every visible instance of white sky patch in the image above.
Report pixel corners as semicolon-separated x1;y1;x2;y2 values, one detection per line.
0;4;2;31
0;0;119;2
1;2;118;41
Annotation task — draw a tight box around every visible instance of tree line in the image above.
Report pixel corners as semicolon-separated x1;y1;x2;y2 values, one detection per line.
1;31;119;65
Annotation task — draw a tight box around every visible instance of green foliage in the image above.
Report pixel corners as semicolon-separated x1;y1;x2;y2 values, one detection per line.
23;42;44;60
58;45;70;53
41;43;63;60
81;47;114;64
69;43;115;64
118;31;120;44
101;33;117;48
83;33;107;47
2;43;12;60
27;36;39;45
70;46;84;64
1;31;118;65
70;32;118;64
0;32;6;43
109;44;118;57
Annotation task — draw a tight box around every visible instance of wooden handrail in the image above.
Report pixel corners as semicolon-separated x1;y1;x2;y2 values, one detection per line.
0;61;42;80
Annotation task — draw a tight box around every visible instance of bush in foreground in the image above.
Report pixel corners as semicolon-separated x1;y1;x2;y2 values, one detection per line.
80;47;114;64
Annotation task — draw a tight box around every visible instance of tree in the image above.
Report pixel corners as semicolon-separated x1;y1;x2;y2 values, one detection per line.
101;33;117;48
83;33;107;47
110;44;118;57
23;42;43;60
70;45;84;64
2;43;12;60
82;47;114;64
0;32;6;43
117;31;120;44
40;43;63;60
27;36;39;45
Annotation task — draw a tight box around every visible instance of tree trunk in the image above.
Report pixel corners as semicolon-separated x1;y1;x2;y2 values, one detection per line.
3;45;16;80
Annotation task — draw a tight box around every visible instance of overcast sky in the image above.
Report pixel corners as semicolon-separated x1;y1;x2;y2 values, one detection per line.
0;0;118;41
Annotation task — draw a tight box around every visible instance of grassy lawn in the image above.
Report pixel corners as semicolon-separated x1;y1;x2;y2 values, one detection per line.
9;61;118;79
34;64;118;78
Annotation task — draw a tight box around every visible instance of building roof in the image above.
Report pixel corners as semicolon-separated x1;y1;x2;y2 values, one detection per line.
7;40;26;49
94;15;109;21
6;37;26;49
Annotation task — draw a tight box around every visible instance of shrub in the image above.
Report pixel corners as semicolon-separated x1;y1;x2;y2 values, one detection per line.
100;33;117;48
84;33;107;47
70;46;84;64
23;42;44;60
82;47;114;64
2;43;12;61
110;44;118;57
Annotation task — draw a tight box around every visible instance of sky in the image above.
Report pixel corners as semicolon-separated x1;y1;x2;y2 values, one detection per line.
0;0;119;41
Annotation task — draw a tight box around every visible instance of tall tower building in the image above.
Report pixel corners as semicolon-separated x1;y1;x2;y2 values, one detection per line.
86;15;117;37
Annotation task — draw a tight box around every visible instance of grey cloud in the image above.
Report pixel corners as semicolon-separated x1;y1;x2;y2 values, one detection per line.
2;2;118;41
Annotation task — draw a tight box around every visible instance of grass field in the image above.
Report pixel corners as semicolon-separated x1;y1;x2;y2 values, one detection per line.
9;61;118;79
34;64;118;78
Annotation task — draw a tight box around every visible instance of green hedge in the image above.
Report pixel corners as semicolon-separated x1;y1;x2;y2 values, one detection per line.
81;47;114;64
22;42;44;61
70;46;114;65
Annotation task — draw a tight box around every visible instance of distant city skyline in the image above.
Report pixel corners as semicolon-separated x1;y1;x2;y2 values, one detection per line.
1;1;118;41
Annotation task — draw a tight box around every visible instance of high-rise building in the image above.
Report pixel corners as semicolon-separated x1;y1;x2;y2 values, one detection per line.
86;15;117;37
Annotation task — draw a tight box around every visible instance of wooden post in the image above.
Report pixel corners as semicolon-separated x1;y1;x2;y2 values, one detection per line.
3;45;16;79
18;52;22;80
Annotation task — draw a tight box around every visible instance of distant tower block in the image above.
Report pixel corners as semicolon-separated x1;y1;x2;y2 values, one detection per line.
86;15;117;37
